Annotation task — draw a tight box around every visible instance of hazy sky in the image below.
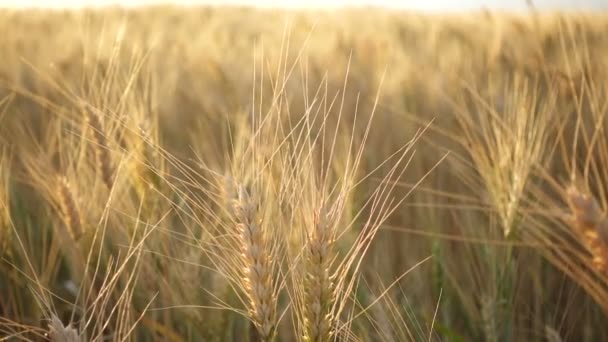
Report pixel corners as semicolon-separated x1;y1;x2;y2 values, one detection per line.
1;0;607;11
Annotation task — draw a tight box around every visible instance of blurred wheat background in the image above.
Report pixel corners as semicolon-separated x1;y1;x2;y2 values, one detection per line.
1;5;608;341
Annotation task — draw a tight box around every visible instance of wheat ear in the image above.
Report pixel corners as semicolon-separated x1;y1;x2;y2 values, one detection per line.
303;208;335;342
56;176;83;241
566;185;608;273
232;185;277;341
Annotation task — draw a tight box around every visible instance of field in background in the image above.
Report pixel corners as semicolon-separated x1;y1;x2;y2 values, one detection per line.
1;6;608;341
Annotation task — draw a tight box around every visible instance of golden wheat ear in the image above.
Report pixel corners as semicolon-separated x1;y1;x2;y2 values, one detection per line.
303;206;335;342
56;176;83;242
565;185;608;273
231;184;278;341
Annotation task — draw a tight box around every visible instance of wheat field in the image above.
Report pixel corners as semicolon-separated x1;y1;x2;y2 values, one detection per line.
1;5;608;341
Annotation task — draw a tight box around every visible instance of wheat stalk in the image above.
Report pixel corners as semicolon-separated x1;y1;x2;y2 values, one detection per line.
0;153;10;257
86;111;114;190
481;295;498;342
231;184;277;341
0;196;8;257
0;203;9;259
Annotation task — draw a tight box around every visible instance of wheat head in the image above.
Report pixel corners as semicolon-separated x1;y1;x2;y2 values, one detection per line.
566;185;608;273
303;207;335;342
56;176;83;241
232;184;277;341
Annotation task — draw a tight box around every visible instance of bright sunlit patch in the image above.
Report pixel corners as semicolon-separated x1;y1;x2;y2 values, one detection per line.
0;0;606;10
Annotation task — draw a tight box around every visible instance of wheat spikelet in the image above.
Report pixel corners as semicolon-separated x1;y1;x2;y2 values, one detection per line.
303;207;335;342
47;315;81;342
86;111;114;190
231;184;277;341
56;176;83;241
566;186;608;273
